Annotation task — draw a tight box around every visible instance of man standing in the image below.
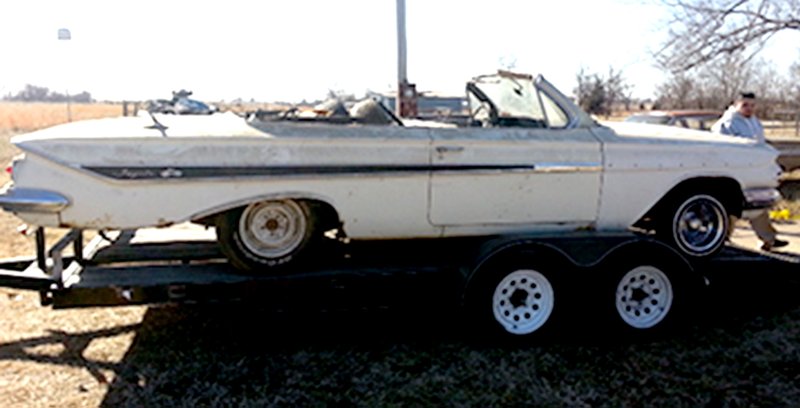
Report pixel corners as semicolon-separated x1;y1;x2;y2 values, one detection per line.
712;92;788;251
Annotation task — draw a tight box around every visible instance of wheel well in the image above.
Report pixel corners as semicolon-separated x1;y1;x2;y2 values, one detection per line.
306;199;342;232
464;241;572;300
192;198;342;232
636;177;744;228
597;239;694;272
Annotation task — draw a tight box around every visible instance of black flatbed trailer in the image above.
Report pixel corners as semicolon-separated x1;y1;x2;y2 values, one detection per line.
0;226;797;337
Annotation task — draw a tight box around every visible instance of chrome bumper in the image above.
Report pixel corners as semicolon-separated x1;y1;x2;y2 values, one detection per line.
742;187;781;211
0;187;69;213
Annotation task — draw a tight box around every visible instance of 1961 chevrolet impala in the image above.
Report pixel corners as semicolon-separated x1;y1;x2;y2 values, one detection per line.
0;71;781;271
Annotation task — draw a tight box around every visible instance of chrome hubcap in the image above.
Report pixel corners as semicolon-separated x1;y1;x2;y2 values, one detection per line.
674;195;725;255
492;269;554;335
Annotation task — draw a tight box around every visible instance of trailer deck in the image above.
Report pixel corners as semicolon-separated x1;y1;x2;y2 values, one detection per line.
0;224;797;311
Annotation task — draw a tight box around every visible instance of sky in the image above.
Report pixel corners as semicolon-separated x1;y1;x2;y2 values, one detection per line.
1;0;798;103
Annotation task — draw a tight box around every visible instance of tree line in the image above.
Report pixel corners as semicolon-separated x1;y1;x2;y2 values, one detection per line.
575;0;800;118
3;84;93;103
575;55;799;119
655;55;800;116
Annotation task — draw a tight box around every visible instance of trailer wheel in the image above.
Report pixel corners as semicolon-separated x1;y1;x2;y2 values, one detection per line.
465;253;563;340
614;265;674;330
491;269;555;335
660;193;728;257
216;199;320;272
599;243;700;336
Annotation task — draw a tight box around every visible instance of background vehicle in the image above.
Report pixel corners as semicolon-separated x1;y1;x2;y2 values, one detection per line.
146;89;218;115
624;110;722;131
625;110;800;171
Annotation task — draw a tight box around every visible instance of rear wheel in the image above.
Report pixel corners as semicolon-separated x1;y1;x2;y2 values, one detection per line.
598;243;700;337
491;269;555;335
614;265;674;330
465;252;565;341
660;193;729;257
216;199;320;272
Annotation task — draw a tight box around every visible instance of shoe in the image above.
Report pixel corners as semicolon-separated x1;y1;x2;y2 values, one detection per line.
761;239;789;251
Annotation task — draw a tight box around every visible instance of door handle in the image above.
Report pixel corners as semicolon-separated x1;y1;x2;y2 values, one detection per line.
435;145;465;154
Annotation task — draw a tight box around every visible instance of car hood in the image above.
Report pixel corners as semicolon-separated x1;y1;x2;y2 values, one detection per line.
601;121;755;146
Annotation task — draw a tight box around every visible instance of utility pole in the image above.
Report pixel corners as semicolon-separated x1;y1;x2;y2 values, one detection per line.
58;28;72;122
396;0;417;118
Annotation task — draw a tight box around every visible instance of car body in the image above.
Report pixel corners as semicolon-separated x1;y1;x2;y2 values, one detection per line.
625;110;800;171
0;71;781;270
624;110;722;131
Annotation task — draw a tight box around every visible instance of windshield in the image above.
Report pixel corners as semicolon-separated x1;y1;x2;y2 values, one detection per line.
471;75;544;120
467;72;571;129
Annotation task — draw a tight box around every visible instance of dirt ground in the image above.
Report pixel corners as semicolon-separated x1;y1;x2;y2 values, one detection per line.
1;110;800;406
0;118;147;407
1;228;799;407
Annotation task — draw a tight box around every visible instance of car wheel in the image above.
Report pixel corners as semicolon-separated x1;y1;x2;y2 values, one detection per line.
216;199;320;272
662;193;728;257
465;254;563;341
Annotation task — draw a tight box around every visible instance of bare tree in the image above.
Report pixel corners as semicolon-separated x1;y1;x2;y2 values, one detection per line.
654;54;794;117
574;67;631;116
3;84;93;103
655;53;749;109
790;60;800;107
654;73;700;109
658;0;800;72
749;60;790;103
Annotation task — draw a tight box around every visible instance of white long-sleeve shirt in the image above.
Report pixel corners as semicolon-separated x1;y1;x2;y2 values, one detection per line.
711;106;765;144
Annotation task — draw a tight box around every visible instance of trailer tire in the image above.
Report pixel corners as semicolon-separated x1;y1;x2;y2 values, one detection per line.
464;251;566;341
598;242;700;337
216;199;320;273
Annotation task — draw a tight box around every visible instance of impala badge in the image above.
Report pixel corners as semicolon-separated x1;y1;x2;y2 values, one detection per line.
159;168;184;178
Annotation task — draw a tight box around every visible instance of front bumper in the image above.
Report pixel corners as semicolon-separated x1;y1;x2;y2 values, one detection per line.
0;187;70;213
743;187;781;210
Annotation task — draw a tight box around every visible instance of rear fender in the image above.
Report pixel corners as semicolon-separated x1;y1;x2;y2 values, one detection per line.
189;192;338;225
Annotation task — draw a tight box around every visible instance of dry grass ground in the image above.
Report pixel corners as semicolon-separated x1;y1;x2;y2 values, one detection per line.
0;104;147;407
0;104;799;406
0;102;123;134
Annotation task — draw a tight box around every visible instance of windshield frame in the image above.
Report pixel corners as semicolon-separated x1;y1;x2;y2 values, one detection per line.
466;70;590;129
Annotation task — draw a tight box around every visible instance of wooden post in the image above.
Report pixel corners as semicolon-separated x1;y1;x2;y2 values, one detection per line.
795;110;799;137
395;0;417;118
123;101;129;117
396;0;407;117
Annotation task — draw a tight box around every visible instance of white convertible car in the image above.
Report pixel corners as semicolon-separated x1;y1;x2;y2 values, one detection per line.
0;71;780;271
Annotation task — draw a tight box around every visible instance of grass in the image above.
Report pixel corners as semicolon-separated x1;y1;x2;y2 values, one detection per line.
0;102;123;133
0;104;799;406
2;279;798;407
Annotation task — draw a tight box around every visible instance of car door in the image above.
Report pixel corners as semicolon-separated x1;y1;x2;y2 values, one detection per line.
429;127;602;227
428;74;602;229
